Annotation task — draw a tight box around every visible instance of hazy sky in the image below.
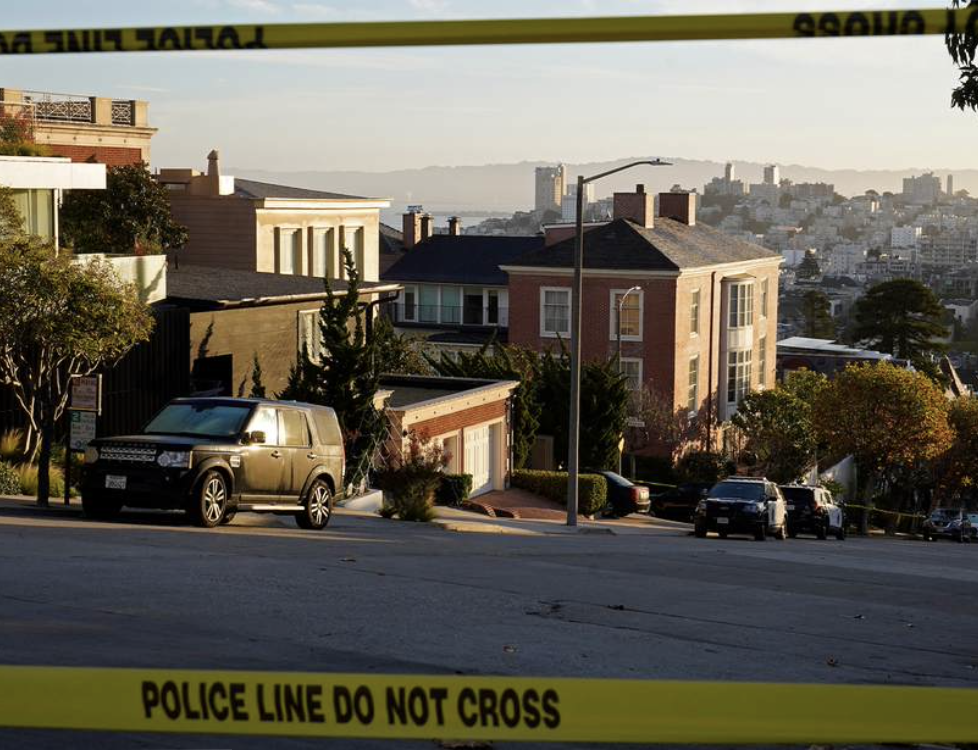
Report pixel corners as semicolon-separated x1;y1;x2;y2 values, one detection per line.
3;0;976;173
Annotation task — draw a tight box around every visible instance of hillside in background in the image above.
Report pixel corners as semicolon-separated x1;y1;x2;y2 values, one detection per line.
231;156;975;218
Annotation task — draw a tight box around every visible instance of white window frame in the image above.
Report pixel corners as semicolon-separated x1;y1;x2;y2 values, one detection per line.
401;285;418;323
688;355;700;414
726;349;753;405
609;288;644;342
690;288;701;336
758;335;768;388
540;286;571;338
620;357;643;393
728;281;755;329
310;227;336;278
276;226;302;275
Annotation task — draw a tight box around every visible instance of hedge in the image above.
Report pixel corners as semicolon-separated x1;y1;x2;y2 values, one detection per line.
436;473;473;506
0;461;20;496
512;469;607;516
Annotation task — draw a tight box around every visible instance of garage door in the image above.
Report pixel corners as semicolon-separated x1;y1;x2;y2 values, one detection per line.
464;424;494;497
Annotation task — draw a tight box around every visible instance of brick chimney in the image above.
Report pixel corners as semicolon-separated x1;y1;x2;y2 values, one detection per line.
206;149;221;196
420;214;434;243
448;216;462;236
658;191;696;226
613;184;654;228
402;210;423;249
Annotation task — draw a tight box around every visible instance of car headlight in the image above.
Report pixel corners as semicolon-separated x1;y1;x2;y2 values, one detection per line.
84;446;99;464
157;450;191;469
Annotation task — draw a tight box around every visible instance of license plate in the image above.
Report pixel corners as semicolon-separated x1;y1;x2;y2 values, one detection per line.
105;475;127;490
716;517;729;525
787;504;795;511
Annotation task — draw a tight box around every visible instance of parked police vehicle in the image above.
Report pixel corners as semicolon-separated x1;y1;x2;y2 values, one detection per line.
81;398;344;530
780;484;846;540
694;477;787;541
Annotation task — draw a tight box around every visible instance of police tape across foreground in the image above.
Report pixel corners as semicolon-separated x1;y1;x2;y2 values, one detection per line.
1;7;978;55
1;665;978;743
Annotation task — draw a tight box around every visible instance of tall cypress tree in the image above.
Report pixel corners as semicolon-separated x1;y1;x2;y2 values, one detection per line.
801;290;836;339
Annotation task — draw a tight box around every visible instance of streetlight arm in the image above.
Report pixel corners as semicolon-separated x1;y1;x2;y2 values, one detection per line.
583;159;671;185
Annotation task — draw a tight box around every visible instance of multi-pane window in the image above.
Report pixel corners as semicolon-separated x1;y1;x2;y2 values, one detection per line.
690;289;700;335
760;278;769;319
727;349;752;405
486;290;500;325
541;288;571;336
463;287;484;325
419;285;439;323
688;355;700;414
278;229;301;275
728;282;754;328
611;290;642;340
759;335;767;387
620;358;643;393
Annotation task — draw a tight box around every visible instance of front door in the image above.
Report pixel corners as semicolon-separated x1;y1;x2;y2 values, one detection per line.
280;408;316;500
464;424;494;497
241;406;288;499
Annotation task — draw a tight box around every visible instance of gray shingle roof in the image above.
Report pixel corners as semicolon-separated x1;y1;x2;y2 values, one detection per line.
505;218;779;271
382;235;544;285
233;178;367;201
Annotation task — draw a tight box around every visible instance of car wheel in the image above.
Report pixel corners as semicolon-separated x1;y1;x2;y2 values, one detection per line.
787;527;798;538
81;492;122;520
190;470;228;528
835;525;846;541
297;479;332;530
816;520;828;540
754;525;766;542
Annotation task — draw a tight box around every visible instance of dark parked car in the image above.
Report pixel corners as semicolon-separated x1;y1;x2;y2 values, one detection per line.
780;484;846;540
81;397;344;530
597;471;651;516
694;477;787;541
922;508;973;543
650;483;711;521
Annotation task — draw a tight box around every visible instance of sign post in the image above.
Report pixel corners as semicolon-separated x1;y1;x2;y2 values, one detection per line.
67;375;101;506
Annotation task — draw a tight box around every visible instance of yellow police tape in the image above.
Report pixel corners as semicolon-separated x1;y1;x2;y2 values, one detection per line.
1;8;977;55
1;666;977;743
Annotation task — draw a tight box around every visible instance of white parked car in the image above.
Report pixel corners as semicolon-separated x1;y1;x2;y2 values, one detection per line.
780;484;846;540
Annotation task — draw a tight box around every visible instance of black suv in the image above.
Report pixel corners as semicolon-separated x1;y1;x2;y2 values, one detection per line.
81;398;344;530
922;508;973;543
694;477;787;541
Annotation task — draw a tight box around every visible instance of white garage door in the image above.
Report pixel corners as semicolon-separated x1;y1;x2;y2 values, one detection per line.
464;424;494;497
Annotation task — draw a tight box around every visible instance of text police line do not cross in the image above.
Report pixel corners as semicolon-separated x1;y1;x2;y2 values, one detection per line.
1;7;978;55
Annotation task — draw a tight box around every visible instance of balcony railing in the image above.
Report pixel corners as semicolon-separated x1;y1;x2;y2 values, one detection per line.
111;99;134;126
23;90;92;124
390;302;509;328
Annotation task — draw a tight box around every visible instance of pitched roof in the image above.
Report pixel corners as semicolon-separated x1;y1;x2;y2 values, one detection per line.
378;223;406;277
166;264;399;309
381;235;544;286
505;218;779;272
232;178;367;201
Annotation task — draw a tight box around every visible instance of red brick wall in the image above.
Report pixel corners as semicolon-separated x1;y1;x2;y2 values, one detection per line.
46;144;143;166
411;400;506;440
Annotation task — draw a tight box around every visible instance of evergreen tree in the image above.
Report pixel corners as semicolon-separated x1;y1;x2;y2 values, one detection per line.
801;290;836;339
249;352;267;398
796;251;821;279
853;279;947;365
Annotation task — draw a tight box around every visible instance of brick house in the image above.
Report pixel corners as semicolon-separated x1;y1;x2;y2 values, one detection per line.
501;187;782;451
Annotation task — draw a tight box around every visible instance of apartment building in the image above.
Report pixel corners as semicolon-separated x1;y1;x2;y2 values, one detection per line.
158;151;390;282
534;164;566;215
0;87;155;165
502;187;782;444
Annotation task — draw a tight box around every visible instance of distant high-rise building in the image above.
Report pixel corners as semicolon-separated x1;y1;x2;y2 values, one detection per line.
560;181;595;222
535;164;566;215
763;164;779;185
704;162;745;197
902;172;941;204
947;174;955;197
724;162;735;182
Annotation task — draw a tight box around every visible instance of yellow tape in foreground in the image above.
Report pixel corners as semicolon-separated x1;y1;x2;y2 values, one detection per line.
1;666;977;743
1;8;977;55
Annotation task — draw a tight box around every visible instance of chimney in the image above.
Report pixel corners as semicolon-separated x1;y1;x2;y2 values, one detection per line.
658;191;696;226
402;210;423;249
206;149;221;196
448;216;462;236
613;184;654;228
420;214;434;243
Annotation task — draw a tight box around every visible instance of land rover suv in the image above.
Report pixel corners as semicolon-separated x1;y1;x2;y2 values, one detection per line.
694;477;787;541
81;398;344;530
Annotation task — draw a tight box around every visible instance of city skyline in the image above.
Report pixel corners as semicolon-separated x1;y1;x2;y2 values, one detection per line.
2;0;978;174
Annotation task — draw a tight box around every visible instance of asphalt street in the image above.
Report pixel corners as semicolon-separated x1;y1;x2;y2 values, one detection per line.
0;503;976;749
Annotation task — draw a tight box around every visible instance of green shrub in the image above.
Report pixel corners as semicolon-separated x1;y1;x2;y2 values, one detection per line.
16;463;65;498
0;462;20;495
376;431;447;522
675;450;731;484
436;473;473;506
512;469;607;516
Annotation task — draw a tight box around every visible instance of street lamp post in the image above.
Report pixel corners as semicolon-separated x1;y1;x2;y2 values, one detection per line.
566;159;670;526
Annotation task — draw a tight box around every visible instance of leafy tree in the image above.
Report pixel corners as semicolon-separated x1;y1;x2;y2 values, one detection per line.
852;279;947;366
60;162;188;255
429;343;540;470
947;0;978;111
373;316;432;376
279;248;380;489
796;251;821;279
934;396;978;504
0;186;25;241
801;290;835;339
813;363;953;514
0;239;154;505
782;368;829;409
626;383;718;457
248;352;266;398
732;388;816;484
674;450;730;484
